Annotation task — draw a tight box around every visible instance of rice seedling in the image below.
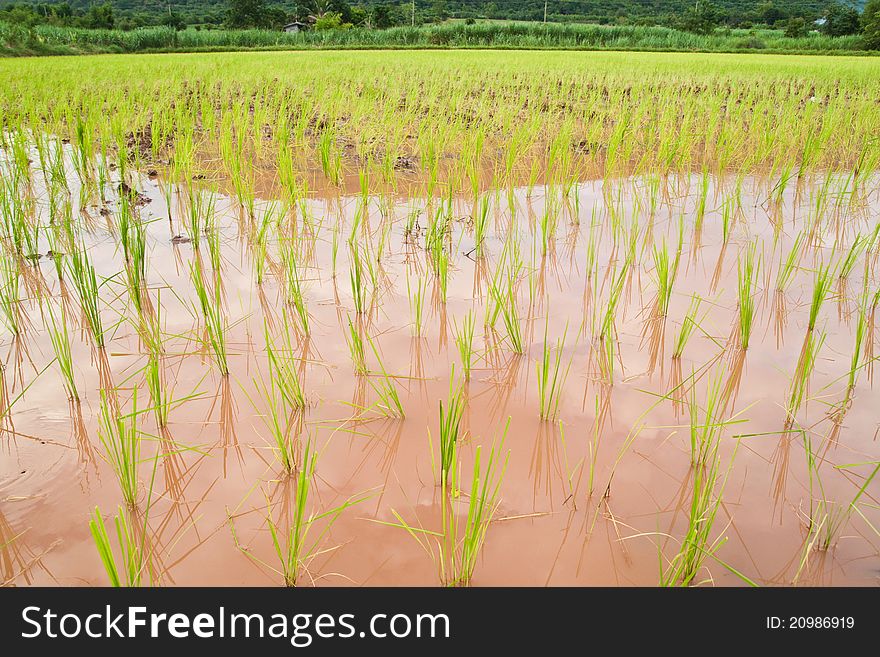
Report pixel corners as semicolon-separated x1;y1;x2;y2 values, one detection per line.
89;505;154;587
282;241;310;336
801;431;880;554
536;320;571;421
66;243;105;348
366;338;404;419
97;389;141;508
349;241;369;315
673;295;703;360
437;374;467;486
785;330;825;423
661;428;742;586
44;302;78;401
231;441;368;587
735;242;760;351
407;273;427;337
807;261;836;333
191;261;228;376
453;310;476;381
344;316;368;376
384;423;509;587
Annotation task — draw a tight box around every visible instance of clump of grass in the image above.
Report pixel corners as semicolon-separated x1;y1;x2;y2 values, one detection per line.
349;241;369;315
800;432;880;556
661;433;741;586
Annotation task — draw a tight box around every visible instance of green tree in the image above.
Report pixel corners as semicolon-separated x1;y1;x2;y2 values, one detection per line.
822;2;861;36
371;4;394;29
784;16;809;37
227;0;267;29
681;0;722;35
863;0;880;49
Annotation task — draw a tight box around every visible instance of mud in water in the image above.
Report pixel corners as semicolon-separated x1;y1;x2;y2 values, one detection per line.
1;139;879;587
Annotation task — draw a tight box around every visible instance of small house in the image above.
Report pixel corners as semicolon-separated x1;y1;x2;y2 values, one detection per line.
283;21;309;33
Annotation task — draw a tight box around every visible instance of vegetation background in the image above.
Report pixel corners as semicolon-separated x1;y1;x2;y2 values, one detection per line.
0;0;878;54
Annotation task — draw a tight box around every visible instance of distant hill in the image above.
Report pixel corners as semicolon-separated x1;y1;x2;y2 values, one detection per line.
0;0;865;29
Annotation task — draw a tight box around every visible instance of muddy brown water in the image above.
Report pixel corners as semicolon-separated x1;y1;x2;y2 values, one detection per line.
1;143;878;586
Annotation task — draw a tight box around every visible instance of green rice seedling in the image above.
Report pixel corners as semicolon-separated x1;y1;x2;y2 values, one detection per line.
807;261;835;332
802;432;880;554
453;310;476;381
488;260;524;354
144;350;170;429
537;320;571;421
673;295;702;360
736;242;759;351
265;317;307;413
473;195;490;258
694;166;710;236
344;317;367;376
384;425;509;587
539;196;560;256
252;366;300;474
447;439;509;586
661;432;741;586
367;338;404;419
349;242;368;315
0;254;23;337
253;227;269;287
67;244;105;348
437;375;467;486
773;232;804;343
652;240;678;319
45;303;78;401
838;234;865;283
317;128;342;185
98;389;141;508
204;196;223;272
786;330;825;423
232;442;368;587
282;242;310;336
407;273;427;337
191;262;228;376
89;505;154;587
845;301;867;396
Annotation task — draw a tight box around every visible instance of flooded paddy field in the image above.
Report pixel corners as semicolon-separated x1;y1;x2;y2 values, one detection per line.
0;51;878;587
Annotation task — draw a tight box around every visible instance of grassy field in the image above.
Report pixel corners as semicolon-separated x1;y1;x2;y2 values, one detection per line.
0;50;878;587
